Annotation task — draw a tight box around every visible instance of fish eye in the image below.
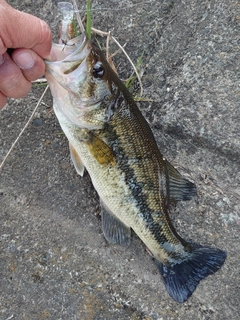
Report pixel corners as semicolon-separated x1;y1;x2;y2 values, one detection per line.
93;62;104;78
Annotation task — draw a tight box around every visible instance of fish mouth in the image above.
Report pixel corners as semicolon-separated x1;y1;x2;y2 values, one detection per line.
45;33;90;80
46;33;88;63
44;33;102;129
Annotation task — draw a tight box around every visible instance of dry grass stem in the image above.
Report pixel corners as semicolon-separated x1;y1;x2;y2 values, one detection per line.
91;27;108;36
91;27;143;96
106;31;111;62
110;44;127;58
111;36;143;96
72;0;85;34
0;85;49;172
32;78;47;83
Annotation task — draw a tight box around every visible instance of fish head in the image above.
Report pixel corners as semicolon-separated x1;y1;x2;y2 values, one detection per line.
45;34;116;129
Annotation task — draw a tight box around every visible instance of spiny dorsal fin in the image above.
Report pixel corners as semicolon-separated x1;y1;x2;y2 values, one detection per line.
69;143;85;176
101;201;131;246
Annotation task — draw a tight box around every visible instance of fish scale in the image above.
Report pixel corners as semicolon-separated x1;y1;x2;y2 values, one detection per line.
110;99;179;247
45;34;226;303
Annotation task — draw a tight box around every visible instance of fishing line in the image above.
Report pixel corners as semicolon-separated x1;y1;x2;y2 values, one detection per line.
73;0;156;13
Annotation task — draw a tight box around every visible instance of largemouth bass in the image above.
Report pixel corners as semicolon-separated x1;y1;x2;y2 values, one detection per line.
45;34;226;303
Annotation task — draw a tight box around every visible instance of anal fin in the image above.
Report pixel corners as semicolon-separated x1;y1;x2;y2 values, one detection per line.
69;143;85;177
101;201;131;246
164;160;196;201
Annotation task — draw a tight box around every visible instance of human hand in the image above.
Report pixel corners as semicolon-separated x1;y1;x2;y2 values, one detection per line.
0;0;52;109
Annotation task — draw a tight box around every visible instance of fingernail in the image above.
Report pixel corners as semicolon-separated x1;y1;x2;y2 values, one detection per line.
13;51;34;69
0;54;4;65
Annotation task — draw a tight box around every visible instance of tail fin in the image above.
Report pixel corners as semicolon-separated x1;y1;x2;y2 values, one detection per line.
157;245;226;303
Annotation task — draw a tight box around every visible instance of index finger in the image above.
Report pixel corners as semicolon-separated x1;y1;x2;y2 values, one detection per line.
0;2;52;59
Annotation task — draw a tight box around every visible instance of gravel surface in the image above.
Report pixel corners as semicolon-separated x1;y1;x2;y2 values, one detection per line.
1;1;239;319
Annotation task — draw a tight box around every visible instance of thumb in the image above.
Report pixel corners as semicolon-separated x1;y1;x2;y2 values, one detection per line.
0;1;52;59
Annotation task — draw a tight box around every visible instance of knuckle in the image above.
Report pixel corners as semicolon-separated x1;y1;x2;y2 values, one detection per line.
22;58;45;81
0;53;31;98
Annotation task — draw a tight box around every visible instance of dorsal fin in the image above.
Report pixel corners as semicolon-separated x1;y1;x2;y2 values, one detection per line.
164;159;196;201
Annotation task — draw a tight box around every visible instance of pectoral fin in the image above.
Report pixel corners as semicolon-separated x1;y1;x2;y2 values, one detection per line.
101;201;131;246
87;134;116;166
69;143;85;176
164;160;196;201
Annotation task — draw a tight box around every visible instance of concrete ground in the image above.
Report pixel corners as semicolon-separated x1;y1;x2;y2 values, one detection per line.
0;0;239;319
